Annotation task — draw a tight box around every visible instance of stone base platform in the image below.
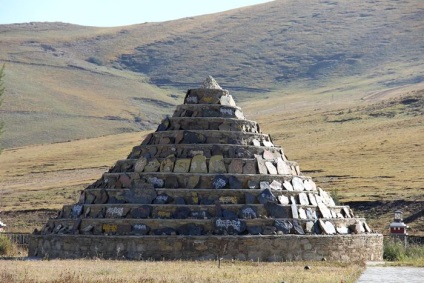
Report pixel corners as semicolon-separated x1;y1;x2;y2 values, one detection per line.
29;234;383;262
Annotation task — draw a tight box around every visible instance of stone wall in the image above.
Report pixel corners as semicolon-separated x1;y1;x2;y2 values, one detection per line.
29;234;383;262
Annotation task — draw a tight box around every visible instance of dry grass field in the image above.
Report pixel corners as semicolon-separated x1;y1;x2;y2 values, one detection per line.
0;259;364;283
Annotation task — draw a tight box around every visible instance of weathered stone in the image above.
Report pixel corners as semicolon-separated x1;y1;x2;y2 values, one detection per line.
260;181;271;190
257;188;277;204
363;222;372;233
262;226;277;235
349;222;365;234
184;131;206;144
306;208;316;220
190;210;211;219
228;159;243;174
245;193;256;204
153;193;173;204
274;220;293;234
292;177;304;191
319;220;336;235
214;218;246;235
239;205;258;219
342;207;352;218
265;202;289;218
318;203;332;219
144;158;161;172
220;94;236;106
278;195;289;205
247;225;262;235
291;202;299;219
276;158;291;175
160;156;175;172
153;227;176;235
262;140;274;147
147;176;164;188
130;206;151;218
219;196;238;204
177;223;204;236
243;161;257;174
247;180;259;189
186;175;200;189
70;204;83;218
308;193;318;206
132;224;150;235
173;207;191;219
202;75;222;89
283;180;294;191
165;175;179;188
222;209;238;220
298;193;310;205
293;220;305;235
263;150;274;160
269;180;282;191
265;162;278;174
185;93;199;104
229;176;243;190
134;157;148;172
212;175;228;189
173;158;191;173
303;179;314;191
336;226;349;234
124;187;156;204
106;207;125;218
209;155;227;173
255;155;268;174
174;197;186;205
190;155;208;173
252;139;261;146
298;208;307;220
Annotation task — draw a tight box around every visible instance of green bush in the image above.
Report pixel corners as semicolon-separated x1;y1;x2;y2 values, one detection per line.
0;234;13;255
384;237;424;261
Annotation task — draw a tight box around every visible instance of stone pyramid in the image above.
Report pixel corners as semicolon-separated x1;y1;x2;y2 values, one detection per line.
29;77;383;261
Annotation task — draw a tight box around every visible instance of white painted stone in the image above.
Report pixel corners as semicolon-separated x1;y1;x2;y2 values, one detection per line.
291;203;299;219
283;180;294;191
276;158;291;175
252;139;261;146
308;193;318;206
318;203;332;219
262;140;274;147
265;162;278;175
278;195;289;205
336;226;349;234
298;208;307;220
235;109;245;119
220;95;236;106
270;180;282;191
290;196;297;205
299;193;309;205
292;177;304;191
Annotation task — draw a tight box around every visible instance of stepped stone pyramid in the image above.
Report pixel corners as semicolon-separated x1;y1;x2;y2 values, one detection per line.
29;77;383;261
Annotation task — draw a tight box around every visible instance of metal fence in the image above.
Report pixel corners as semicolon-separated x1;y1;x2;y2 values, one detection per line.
2;232;30;248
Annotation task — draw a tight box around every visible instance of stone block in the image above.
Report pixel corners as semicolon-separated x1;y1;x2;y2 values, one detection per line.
265;202;289;218
190;155;208;173
173;159;191;173
209;155;227;173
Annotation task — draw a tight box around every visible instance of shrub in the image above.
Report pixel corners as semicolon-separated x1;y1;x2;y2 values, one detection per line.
0;234;13;255
86;56;104;66
384;237;424;261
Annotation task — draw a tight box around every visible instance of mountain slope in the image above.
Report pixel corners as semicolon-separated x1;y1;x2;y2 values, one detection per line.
0;0;423;148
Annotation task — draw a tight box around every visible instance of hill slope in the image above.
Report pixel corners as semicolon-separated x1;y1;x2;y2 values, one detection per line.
0;0;423;149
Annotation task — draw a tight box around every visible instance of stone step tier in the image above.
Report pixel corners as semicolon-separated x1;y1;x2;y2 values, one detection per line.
110;157;299;175
88;173;318;193
42;216;369;237
163;117;260;133
60;202;353;221
79;188;339;209
127;144;286;160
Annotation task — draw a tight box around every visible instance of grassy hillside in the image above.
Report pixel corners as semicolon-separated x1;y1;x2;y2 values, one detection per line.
0;0;423;148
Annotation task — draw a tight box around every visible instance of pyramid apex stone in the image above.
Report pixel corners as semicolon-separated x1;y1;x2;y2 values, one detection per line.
202;75;222;89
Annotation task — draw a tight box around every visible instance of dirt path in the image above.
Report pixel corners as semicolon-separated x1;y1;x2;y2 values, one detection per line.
357;266;424;283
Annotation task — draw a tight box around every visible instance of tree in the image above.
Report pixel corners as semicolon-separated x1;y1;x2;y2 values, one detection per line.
0;64;4;154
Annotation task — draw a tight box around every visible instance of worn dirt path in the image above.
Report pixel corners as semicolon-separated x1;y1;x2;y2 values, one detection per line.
357;266;424;283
